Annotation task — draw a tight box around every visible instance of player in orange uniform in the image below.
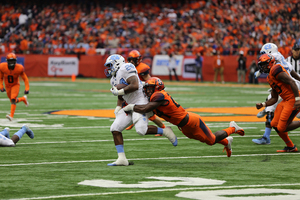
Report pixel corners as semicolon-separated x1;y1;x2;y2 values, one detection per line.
256;54;300;152
123;77;245;157
126;50;165;132
0;53;29;121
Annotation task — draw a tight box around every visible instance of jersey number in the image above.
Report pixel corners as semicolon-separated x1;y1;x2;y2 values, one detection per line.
7;75;14;83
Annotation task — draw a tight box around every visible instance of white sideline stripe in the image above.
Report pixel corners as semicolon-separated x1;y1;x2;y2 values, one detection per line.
14;133;300;145
7;183;300;200
1;153;299;167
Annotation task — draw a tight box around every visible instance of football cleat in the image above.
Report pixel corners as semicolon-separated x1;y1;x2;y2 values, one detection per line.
2;127;10;138
24;95;29;107
276;145;298;152
22;124;34;139
223;136;233;157
163;127;178;146
252;136;271;145
229;121;245;136
257;109;267;118
125;124;134;130
107;158;129;166
6;115;13;121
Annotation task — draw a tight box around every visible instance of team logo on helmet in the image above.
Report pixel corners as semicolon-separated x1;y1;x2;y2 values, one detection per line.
258;54;275;74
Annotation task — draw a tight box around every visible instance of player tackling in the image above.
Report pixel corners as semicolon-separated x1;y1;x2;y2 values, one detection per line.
104;54;178;166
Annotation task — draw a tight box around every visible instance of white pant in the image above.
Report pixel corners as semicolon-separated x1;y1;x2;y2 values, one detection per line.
265;93;281;113
110;109;150;136
0;134;15;147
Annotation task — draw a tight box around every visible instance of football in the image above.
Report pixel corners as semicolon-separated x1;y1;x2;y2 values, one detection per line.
115;83;128;90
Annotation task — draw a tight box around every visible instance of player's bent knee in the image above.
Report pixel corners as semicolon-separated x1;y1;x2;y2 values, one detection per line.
135;125;147;136
11;99;16;104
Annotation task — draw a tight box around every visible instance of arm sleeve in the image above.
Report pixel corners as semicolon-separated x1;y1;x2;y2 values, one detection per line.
20;72;30;91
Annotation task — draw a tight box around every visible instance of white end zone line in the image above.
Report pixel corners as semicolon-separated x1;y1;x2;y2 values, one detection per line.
1;153;299;167
6;183;300;200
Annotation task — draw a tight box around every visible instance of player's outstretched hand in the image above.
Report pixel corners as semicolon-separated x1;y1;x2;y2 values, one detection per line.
24;90;29;94
0;88;6;92
256;103;263;109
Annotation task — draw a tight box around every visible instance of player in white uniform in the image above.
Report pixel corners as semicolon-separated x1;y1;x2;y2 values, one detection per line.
253;43;300;144
104;54;178;166
0;125;34;147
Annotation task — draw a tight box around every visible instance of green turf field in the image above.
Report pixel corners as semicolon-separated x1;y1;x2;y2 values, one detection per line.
1;78;300;200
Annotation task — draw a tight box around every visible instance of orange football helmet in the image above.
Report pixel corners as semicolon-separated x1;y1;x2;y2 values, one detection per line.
128;50;142;66
258;53;275;74
6;53;17;70
143;77;165;98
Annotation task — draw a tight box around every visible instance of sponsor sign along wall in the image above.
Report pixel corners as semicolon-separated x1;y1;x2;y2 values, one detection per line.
152;55;183;76
48;57;78;76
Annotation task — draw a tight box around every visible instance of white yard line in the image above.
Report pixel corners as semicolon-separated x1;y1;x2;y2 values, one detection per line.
6;183;300;200
1;152;299;167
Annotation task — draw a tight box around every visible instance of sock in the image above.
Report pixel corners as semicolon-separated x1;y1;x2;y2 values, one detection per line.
115;144;124;153
157;127;164;135
222;127;235;136
13;126;27;139
17;96;25;103
218;138;228;146
0;129;9;138
278;132;294;147
263;127;272;139
10;104;17;117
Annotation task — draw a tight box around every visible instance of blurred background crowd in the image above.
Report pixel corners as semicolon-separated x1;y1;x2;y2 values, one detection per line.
0;0;299;58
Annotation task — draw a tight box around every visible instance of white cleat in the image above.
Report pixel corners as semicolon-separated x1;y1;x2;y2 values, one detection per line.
107;158;129;166
257;109;267;118
6;115;13;121
24;95;29;107
229;121;245;136
163;127;178;146
223;136;233;157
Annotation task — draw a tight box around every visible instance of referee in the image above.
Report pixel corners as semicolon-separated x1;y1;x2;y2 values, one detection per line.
286;43;300;73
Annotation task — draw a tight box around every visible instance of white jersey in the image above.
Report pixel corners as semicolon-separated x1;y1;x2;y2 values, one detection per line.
110;62;148;105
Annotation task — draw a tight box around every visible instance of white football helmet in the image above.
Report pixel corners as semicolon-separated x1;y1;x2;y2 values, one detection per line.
260;43;278;54
104;54;125;77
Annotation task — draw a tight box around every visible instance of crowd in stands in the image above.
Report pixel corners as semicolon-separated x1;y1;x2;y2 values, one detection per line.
0;0;299;58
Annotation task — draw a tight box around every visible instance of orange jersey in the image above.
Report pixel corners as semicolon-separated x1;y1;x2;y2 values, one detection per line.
150;90;188;125
0;63;29;90
267;64;297;101
136;62;150;81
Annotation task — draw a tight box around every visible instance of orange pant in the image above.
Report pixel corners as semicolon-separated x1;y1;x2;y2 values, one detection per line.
6;84;20;100
271;99;299;133
180;112;216;145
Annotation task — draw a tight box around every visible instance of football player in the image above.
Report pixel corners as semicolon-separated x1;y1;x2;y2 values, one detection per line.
0;53;29;121
123;77;246;157
256;54;300;152
253;43;300;144
126;50;165;132
104;54;178;166
0;125;34;147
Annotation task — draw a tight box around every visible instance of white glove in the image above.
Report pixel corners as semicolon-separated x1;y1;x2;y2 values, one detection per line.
254;71;261;78
123;104;135;112
114;106;122;115
141;81;146;86
110;86;125;96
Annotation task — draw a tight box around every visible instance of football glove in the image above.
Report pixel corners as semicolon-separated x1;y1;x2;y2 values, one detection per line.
114;106;122;116
123;104;135;113
110;86;125;96
254;71;261;78
0;88;6;92
24;90;29;94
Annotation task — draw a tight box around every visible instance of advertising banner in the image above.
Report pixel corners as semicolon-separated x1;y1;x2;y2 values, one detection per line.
152;55;183;76
48;57;78;76
182;56;198;78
